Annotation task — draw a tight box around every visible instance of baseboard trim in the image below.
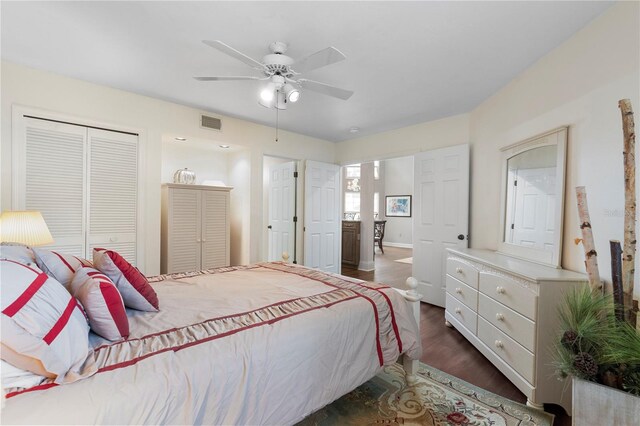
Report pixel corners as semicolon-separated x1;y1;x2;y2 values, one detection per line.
383;242;413;249
358;260;375;272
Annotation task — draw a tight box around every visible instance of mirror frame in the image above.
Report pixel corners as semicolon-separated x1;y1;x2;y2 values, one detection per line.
497;126;568;268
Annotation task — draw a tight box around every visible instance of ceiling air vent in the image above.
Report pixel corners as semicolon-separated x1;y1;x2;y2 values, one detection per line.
200;114;222;131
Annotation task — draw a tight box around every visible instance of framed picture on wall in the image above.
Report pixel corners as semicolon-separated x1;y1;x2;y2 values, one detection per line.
385;195;412;217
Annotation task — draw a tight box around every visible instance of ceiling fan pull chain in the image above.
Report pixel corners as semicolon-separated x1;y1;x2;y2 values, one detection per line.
275;95;279;142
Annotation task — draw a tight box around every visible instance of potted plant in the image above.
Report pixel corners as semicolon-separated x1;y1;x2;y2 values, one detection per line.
556;99;640;424
555;287;640;424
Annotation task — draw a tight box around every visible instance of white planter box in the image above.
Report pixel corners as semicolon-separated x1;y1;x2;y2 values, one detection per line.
572;378;640;425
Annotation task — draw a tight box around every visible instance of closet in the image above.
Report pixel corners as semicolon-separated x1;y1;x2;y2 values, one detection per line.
12;116;139;264
161;184;231;274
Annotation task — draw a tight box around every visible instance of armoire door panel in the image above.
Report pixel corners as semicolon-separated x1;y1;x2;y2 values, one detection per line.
201;190;228;269
168;188;201;273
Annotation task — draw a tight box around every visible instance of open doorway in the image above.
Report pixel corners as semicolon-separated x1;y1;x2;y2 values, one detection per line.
340;156;414;289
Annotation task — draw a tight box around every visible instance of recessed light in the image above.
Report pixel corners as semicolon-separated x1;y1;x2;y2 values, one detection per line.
175;137;187;141
349;127;360;133
219;145;230;149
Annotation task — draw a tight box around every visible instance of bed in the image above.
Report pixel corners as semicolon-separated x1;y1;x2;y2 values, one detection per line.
2;261;421;425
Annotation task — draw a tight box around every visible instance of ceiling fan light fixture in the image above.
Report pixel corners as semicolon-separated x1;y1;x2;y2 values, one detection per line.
260;85;275;103
283;83;300;103
275;90;287;110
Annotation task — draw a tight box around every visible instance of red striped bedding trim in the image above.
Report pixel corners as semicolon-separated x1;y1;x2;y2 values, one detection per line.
261;263;404;354
94;293;331;353
258;263;389;366
43;298;77;345
353;282;403;353
2;272;48;317
5;383;58;399
96;295;358;375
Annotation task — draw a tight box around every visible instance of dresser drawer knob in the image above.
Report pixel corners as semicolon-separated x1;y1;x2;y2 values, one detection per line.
455;287;462;294
455;307;462;314
495;340;504;349
496;286;506;294
496;313;505;321
456;267;464;275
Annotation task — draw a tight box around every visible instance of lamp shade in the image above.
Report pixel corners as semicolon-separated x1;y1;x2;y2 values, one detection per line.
0;211;54;246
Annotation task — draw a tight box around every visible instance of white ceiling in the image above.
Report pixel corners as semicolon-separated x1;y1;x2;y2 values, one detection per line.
1;1;612;142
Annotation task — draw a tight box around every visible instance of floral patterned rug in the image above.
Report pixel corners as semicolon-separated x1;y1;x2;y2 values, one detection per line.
297;363;554;426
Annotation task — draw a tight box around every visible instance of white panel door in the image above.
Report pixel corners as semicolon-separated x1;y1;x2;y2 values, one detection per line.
20;118;87;257
86;128;138;264
413;144;469;307
201;190;229;268
304;161;341;273
268;161;296;261
509;167;556;251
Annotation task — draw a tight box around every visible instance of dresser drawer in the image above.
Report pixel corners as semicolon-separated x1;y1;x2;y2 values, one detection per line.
446;275;478;310
478;293;536;352
478;272;537;320
446;293;477;334
478;317;535;384
446;258;479;289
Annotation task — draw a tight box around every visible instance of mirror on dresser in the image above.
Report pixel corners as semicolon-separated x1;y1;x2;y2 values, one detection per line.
498;127;568;267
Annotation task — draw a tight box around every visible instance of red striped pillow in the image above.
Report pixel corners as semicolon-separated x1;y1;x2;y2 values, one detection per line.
0;260;95;386
69;267;129;341
93;249;159;311
33;248;93;289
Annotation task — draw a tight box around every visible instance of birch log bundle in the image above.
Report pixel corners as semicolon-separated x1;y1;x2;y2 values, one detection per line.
576;186;603;293
619;98;637;327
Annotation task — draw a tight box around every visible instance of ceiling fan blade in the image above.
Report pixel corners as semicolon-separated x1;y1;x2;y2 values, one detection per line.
202;40;265;69
298;79;353;100
194;76;262;81
293;47;346;74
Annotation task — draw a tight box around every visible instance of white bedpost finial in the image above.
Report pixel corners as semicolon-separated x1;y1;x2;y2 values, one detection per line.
282;251;289;262
401;276;421;385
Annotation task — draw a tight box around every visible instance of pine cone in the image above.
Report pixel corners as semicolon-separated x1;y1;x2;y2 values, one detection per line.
561;330;579;350
574;352;598;377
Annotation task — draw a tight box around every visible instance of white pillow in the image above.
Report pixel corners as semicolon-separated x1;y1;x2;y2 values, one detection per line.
33;248;92;289
70;267;129;341
0;260;95;385
0;243;35;266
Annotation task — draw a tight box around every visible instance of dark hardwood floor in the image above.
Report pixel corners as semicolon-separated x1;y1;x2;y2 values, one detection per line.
341;246;570;426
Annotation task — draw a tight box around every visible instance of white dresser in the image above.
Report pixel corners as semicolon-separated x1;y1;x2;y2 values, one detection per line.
445;248;586;412
161;184;232;274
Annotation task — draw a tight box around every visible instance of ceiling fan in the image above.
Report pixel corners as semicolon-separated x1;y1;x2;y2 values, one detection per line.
195;40;354;109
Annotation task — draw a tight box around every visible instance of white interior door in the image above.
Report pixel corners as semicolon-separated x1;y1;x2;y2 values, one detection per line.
18;118;87;257
268;161;296;261
86;128;138;264
304;161;341;273
509;167;556;250
413;144;469;307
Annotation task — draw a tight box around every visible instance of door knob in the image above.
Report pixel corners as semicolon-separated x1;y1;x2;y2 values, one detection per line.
457;234;465;240
267;225;272;229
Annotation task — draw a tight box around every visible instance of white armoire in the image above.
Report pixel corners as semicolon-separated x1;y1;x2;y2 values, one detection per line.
161;184;232;274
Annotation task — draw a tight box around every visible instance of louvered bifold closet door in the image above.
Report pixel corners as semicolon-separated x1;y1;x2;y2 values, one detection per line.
168;188;202;273
23;118;87;256
201;190;229;269
87;128;138;264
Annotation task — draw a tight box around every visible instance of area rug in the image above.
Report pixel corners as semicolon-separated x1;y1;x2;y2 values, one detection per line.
395;257;413;264
296;363;553;426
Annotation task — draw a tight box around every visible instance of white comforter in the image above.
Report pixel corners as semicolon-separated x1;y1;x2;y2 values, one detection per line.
2;263;421;425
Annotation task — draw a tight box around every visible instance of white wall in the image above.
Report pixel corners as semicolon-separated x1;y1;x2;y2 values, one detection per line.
1;61;336;275
469;1;639;295
382;156;414;246
336;2;640;296
161;137;229;186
